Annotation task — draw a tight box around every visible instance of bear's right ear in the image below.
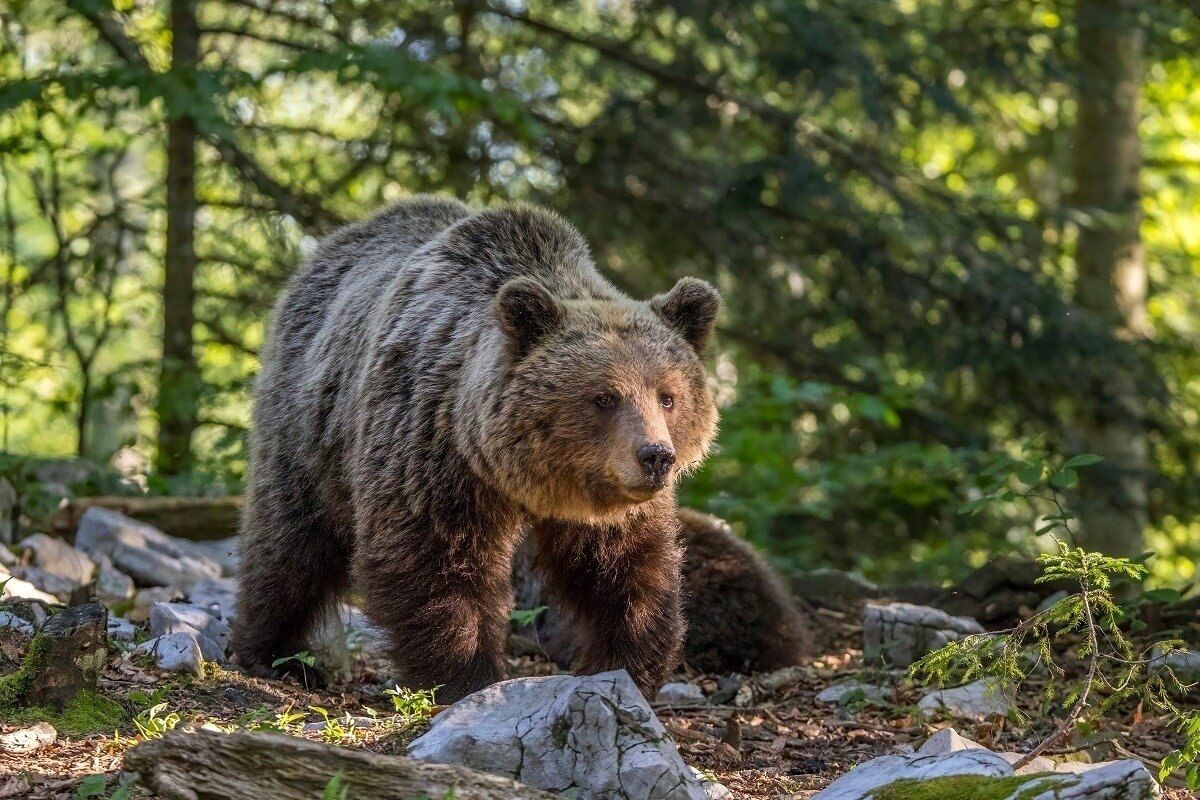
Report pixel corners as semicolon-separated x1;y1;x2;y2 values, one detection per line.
495;277;564;357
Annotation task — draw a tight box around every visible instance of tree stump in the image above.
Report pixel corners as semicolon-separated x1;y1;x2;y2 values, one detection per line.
0;602;107;709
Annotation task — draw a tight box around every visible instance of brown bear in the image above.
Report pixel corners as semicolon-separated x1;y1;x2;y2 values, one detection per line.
234;196;721;701
512;508;813;675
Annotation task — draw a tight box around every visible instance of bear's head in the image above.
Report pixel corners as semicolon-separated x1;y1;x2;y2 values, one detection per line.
487;275;721;522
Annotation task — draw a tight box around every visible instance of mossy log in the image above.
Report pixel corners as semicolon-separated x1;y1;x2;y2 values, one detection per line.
53;495;243;541
125;729;558;800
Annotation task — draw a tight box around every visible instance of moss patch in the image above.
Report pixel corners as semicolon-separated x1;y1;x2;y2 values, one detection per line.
871;773;1074;800
0;630;51;707
7;689;128;734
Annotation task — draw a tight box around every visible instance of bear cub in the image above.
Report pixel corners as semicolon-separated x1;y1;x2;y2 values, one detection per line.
234;196;721;701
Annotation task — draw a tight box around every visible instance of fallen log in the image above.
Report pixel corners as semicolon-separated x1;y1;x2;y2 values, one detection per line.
124;729;557;800
52;495;243;542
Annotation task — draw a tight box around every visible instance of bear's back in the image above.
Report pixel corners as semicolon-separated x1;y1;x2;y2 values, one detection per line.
250;197;473;494
275;196;473;350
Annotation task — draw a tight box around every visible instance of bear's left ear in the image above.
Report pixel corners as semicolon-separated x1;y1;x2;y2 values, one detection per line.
651;277;722;351
495;276;564;358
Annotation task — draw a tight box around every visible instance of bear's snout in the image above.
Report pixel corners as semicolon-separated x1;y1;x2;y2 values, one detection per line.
636;443;676;485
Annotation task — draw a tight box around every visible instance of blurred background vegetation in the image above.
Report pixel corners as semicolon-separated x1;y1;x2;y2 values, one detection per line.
1;0;1198;585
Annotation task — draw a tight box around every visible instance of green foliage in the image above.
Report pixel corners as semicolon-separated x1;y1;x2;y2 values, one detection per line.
133;702;181;739
2;0;1200;589
383;685;437;726
76;774;130;800
509;606;547;628
910;454;1199;786
4;685;129;735
236;703;307;733
272;650;317;670
322;774;349;800
307;705;360;744
1162;713;1200;788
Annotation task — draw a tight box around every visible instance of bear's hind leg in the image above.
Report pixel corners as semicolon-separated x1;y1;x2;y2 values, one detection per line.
234;497;348;686
531;505;685;696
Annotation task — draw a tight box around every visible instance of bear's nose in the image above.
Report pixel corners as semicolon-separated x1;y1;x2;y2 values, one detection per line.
636;443;676;483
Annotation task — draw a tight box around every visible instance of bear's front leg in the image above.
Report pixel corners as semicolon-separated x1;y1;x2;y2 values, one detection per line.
353;508;520;704
531;501;685;696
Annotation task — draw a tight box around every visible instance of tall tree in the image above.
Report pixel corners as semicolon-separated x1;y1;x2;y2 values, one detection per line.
1073;0;1149;557
155;0;201;475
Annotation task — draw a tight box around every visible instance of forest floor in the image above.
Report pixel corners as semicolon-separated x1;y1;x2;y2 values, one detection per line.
1;608;1193;800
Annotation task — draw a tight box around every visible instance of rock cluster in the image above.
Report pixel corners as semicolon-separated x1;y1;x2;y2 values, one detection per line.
2;507;240;676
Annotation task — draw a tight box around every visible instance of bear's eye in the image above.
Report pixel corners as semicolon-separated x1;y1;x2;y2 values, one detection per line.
594;392;618;409
659;392;675;410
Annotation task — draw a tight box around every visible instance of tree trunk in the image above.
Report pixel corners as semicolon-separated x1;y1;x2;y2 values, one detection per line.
1072;0;1147;558
124;729;558;800
76;368;91;457
155;0;201;476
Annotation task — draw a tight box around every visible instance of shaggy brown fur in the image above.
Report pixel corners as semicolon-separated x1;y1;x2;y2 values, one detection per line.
234;196;720;701
676;508;812;673
512;508;813;675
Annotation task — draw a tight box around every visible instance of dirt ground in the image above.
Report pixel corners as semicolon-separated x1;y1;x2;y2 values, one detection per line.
1;611;1195;800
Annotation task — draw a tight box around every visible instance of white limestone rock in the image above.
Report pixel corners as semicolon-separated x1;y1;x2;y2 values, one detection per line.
187;577;237;623
94;554;136;606
811;748;1011;800
190;537;240;578
816;680;892;706
19;533;96;586
656;681;705;705
0;610;35;636
149;601;230;662
126;586;185;624
1148;646;1200;682
8;566;80;602
74;507;221;590
916;728;987;756
106;616;138;643
408;670;708;800
918;679;1014;718
1023;760;1160;799
135;632;204;677
0;722;56;754
863;602;985;667
997;751;1056;774
0;573;58;604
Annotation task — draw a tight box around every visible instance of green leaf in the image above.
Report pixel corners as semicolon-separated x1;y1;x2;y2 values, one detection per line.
1018;465;1043;485
76;776;106;800
510;606;548;627
1062;454;1103;469
1050;469;1078;488
1142;588;1183;604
